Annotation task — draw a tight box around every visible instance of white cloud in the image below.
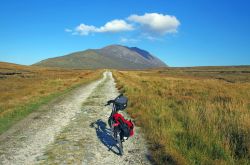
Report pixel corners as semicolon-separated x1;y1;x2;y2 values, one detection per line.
97;19;133;32
67;13;180;39
140;33;163;41
65;28;72;32
120;37;139;43
73;19;133;35
128;13;180;35
75;24;97;35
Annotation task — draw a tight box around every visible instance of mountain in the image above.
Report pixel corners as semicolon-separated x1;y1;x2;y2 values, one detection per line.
33;45;167;69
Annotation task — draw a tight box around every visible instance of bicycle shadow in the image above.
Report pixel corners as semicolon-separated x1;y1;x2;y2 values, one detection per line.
90;119;120;155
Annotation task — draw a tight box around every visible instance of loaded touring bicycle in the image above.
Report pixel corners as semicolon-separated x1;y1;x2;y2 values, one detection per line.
105;94;134;155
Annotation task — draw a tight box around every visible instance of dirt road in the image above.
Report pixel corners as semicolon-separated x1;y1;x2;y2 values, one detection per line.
0;71;150;164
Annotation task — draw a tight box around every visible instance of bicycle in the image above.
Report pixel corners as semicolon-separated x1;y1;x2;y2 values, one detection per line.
105;94;128;155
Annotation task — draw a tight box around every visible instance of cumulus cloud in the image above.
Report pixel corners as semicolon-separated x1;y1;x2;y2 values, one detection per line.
96;20;133;32
75;24;97;35
128;13;180;35
67;13;180;39
72;19;133;35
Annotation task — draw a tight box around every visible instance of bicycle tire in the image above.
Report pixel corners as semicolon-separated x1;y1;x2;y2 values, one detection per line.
117;133;123;155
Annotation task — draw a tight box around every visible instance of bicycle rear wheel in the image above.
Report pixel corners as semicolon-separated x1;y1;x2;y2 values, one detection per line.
116;133;123;155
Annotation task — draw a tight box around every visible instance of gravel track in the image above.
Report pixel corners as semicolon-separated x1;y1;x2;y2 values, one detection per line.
0;71;150;165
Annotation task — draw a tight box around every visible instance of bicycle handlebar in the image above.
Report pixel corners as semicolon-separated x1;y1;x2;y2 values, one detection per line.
105;93;124;106
105;100;114;106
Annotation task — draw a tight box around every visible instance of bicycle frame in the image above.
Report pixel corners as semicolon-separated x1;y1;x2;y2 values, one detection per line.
108;103;124;155
111;103;117;116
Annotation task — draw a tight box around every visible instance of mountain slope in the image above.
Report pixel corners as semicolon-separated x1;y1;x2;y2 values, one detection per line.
33;45;167;69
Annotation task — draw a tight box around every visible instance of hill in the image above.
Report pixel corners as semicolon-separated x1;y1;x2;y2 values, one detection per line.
33;45;167;69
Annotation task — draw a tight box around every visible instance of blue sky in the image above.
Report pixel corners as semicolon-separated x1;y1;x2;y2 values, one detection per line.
0;0;249;67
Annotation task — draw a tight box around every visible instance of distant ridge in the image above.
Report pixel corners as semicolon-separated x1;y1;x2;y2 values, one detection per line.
33;45;167;69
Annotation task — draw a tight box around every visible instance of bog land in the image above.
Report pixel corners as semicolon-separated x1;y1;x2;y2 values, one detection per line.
0;62;102;134
0;62;250;164
113;66;250;164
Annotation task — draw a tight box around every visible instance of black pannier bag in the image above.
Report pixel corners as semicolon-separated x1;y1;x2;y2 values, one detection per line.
114;94;128;110
118;118;130;137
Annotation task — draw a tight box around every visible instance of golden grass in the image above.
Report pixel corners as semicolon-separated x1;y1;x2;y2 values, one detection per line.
0;62;102;133
113;67;250;165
